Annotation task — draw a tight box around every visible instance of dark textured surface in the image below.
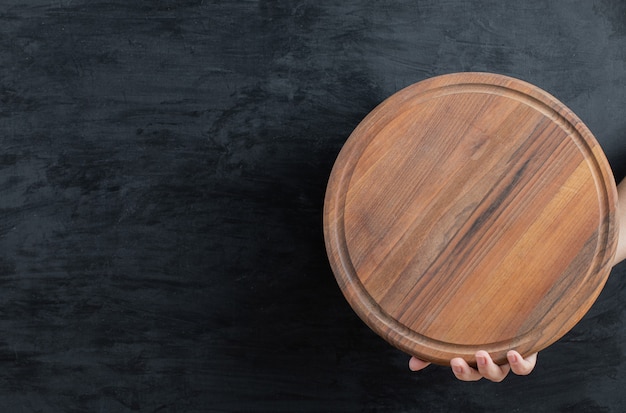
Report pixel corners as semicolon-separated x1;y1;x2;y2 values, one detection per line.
1;1;626;412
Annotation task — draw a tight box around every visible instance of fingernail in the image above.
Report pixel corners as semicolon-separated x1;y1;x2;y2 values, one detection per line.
453;365;463;374
509;353;518;363
477;355;486;366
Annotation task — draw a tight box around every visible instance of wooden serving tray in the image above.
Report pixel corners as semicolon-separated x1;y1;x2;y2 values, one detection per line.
323;72;618;366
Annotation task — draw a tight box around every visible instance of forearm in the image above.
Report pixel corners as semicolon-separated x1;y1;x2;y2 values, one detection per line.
613;178;626;266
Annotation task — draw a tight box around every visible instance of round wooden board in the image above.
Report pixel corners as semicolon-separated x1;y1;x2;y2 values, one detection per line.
323;72;618;366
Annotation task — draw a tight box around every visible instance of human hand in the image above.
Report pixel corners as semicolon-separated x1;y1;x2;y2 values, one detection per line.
409;350;537;382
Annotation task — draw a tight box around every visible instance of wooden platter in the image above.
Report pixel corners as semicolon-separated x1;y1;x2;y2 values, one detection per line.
323;72;618;366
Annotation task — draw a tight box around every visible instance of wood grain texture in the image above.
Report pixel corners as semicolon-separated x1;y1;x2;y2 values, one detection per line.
324;72;619;366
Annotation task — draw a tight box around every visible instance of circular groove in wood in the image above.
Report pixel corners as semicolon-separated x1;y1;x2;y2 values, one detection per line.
324;73;618;365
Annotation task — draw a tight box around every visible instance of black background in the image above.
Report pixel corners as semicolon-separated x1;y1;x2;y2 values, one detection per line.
2;1;626;412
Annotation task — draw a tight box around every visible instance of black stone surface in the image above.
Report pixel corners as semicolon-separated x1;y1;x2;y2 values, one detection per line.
2;1;626;412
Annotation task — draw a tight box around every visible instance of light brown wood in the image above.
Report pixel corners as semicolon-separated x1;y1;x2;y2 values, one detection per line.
323;72;618;366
